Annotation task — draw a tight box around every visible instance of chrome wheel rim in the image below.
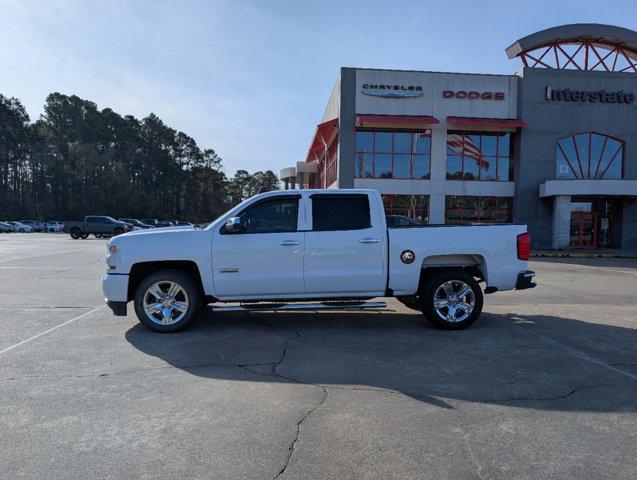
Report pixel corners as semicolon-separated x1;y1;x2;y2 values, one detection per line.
433;280;475;323
143;281;189;326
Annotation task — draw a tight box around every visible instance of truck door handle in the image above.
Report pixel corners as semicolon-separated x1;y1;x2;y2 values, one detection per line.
279;240;300;246
359;238;380;244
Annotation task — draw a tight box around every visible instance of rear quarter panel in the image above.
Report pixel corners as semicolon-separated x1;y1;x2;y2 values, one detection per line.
388;224;529;295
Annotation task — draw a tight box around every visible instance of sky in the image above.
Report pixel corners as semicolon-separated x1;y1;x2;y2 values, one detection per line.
1;0;636;176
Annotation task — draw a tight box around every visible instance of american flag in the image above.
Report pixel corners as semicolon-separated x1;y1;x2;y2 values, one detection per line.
447;134;489;172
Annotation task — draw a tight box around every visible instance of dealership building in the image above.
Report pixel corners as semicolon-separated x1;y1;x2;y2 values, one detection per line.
281;24;637;249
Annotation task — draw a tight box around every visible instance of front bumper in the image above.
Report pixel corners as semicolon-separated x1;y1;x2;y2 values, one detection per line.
515;270;536;290
107;300;127;316
102;273;129;302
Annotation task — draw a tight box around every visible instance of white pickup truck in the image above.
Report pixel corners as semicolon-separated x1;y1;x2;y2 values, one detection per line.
103;189;535;332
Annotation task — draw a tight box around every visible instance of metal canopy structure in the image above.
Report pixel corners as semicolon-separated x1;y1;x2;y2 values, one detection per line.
446;117;527;128
355;114;440;125
305;118;339;163
506;23;637;72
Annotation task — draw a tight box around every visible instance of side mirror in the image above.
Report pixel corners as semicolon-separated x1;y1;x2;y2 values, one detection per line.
225;216;245;233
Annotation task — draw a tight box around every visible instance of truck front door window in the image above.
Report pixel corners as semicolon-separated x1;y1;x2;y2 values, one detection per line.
237;198;298;234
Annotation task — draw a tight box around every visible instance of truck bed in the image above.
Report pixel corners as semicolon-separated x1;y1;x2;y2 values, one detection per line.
387;223;528;295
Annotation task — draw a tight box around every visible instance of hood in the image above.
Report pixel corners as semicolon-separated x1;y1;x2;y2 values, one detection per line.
106;225;211;274
113;225;197;241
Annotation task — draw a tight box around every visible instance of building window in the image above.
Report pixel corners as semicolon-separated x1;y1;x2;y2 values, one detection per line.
356;130;431;179
446;131;514;181
556;132;624;180
445;196;513;224
382;194;429;224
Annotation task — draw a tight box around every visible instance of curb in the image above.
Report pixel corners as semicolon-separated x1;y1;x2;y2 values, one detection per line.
532;252;634;258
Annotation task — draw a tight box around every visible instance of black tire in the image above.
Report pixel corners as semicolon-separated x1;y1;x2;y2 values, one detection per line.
70;229;81;239
133;269;202;333
420;270;483;330
49;228;55;232
113;228;124;236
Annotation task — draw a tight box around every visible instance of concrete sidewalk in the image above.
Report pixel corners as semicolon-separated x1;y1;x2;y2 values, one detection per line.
532;248;637;258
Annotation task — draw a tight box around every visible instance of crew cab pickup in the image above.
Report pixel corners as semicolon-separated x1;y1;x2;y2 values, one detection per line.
103;190;535;332
64;216;132;239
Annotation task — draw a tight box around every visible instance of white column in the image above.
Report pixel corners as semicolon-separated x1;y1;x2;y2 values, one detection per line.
429;127;447;224
429;194;445;224
552;195;571;249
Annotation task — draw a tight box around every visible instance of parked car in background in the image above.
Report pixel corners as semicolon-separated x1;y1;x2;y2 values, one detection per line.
0;222;14;233
8;221;34;232
103;189;535;332
119;218;154;229
45;221;63;232
386;215;423;228
168;220;195;227
20;220;45;232
63;216;132;239
141;219;174;228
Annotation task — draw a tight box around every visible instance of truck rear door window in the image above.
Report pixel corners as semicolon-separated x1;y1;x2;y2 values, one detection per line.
311;194;371;231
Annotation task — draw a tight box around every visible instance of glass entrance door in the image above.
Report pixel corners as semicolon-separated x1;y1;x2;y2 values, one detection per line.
570;212;598;248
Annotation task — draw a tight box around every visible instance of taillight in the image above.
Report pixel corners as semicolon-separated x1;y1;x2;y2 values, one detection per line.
517;232;531;260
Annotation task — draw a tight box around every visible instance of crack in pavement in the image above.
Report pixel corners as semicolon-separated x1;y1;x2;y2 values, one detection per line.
244;313;329;479
481;383;637;404
275;387;328;479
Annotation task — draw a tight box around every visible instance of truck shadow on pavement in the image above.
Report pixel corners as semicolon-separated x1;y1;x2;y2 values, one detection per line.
125;310;637;412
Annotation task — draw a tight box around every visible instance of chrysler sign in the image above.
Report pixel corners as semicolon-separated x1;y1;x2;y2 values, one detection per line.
361;84;424;98
546;86;634;104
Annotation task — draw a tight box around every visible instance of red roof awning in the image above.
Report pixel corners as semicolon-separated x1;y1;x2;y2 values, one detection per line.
447;116;527;128
356;114;439;125
306;118;339;161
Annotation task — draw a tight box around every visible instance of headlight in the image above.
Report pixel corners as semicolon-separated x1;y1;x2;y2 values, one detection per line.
108;244;117;253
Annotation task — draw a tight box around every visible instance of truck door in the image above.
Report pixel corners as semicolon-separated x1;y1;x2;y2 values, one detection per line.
85;217;99;233
304;193;386;295
212;195;305;299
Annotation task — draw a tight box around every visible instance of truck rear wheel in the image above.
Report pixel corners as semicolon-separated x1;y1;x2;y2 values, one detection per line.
420;270;483;330
113;228;124;236
133;270;202;333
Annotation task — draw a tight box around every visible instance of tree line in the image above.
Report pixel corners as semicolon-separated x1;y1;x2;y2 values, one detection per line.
0;92;279;222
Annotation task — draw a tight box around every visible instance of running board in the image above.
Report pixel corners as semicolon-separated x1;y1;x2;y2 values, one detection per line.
210;300;387;312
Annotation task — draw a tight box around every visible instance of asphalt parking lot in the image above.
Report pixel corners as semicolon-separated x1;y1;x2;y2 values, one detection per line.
1;233;635;480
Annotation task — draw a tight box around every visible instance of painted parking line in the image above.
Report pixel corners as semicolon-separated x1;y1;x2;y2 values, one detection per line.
530;330;637;382
0;305;105;355
0;249;91;264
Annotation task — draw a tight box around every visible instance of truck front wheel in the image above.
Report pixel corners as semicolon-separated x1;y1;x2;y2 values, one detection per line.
70;229;81;239
133;270;202;333
420;270;483;330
